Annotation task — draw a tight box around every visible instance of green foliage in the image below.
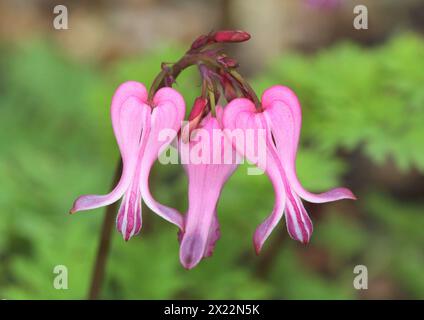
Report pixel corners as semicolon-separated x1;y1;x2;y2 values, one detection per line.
253;33;424;171
365;193;424;297
0;34;423;299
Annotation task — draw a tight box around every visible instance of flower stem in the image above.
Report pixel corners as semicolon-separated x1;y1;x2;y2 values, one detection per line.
228;70;262;110
208;88;216;117
87;160;122;300
148;54;219;102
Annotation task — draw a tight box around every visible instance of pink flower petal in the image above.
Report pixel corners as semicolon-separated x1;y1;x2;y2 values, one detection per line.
111;81;148;160
71;82;150;213
262;86;356;203
285;193;313;244
116;187;142;241
139;87;186;229
179;112;237;269
115;102;152;240
223;99;286;253
203;212;220;258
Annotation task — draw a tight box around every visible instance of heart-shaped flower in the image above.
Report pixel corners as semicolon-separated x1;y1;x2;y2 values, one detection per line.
223;85;356;253
70;81;185;240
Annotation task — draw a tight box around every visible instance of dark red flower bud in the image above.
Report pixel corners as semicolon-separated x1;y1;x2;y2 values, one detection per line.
188;97;208;121
221;75;238;101
212;30;251;43
190;35;210;50
182;97;208;143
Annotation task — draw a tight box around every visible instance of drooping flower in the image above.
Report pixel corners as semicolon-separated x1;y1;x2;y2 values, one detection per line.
223;85;356;253
70;81;185;240
178;108;238;269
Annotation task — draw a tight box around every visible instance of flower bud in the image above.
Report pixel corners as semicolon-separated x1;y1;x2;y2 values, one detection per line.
212;30;251;43
190;35;210;50
188;97;208;121
221;76;238;101
182;97;208;143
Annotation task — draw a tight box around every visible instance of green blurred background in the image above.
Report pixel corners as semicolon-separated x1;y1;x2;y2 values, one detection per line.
0;0;423;299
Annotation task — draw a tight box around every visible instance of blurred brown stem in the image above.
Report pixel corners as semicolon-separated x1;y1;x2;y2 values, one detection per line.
87;160;122;300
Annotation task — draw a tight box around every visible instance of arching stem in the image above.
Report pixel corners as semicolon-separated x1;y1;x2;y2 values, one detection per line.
87;160;122;300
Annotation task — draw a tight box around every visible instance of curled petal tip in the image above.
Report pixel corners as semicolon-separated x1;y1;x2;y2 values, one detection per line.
180;253;201;270
347;190;358;201
179;234;204;270
181;261;197;270
254;243;262;256
337;188;357;201
295;187;358;204
69;199;81;214
253;232;265;255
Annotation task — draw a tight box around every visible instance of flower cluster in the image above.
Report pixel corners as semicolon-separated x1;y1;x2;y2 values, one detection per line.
70;31;355;269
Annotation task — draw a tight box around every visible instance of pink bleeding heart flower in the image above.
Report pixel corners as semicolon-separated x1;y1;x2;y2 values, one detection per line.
70;81;185;240
223;85;356;253
179;107;238;269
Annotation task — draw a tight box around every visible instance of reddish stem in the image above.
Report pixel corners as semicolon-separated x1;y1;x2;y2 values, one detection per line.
87;161;122;300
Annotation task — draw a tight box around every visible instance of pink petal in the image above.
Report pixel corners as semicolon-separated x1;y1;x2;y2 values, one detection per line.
116;187;142;241
203;212;220;258
115;102;151;240
285;193;313;244
111;81;148;160
252;172;285;253
223;99;286;253
262;86;356;203
139;87;186;229
178;212;220;259
71;83;150;213
179;112;237;269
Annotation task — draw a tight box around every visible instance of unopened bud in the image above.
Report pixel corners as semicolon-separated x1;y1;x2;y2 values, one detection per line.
190;35;210;50
182;97;208;143
212;30;251;43
221;75;238;101
189;97;208;121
